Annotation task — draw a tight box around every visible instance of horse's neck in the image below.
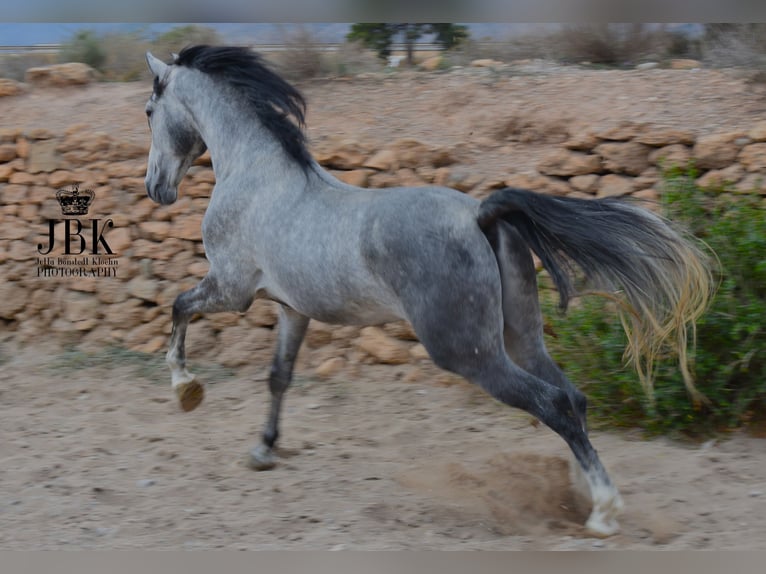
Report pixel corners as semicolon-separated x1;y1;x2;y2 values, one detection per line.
184;86;307;193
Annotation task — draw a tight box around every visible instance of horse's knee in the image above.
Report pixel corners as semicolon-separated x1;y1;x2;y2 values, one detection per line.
171;285;202;322
171;293;189;322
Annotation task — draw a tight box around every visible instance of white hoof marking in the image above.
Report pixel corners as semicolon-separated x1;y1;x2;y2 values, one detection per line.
248;444;277;471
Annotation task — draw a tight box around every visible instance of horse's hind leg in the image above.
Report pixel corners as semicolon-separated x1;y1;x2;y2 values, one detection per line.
167;274;252;411
503;327;598;510
502;320;626;534
493;224;623;535
469;354;623;537
248;305;309;471
503;318;598;506
416;319;622;535
494;223;589;430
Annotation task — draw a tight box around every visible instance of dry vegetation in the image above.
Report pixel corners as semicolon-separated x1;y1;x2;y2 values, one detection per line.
4;24;766;85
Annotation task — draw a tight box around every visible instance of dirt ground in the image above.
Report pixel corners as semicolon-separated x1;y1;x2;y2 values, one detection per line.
2;62;766;550
1;341;765;550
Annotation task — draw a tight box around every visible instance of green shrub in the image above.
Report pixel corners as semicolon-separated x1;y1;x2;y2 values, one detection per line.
59;30;107;71
542;170;766;436
151;25;221;60
54;25;222;82
99;31;151;82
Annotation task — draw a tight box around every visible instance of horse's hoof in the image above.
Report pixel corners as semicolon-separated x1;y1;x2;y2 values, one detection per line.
585;515;620;538
585;495;624;538
247;444;277;471
175;380;204;412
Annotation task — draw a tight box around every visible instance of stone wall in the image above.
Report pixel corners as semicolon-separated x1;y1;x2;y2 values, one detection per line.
1;121;765;376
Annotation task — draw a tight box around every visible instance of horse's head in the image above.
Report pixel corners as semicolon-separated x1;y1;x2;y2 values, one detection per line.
144;52;207;205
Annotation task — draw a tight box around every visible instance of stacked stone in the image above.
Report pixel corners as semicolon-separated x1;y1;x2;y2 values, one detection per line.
2;120;765;382
533;120;766;199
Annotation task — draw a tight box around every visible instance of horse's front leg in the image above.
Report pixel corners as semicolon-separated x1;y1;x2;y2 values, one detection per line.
167;274;250;411
248;305;309;470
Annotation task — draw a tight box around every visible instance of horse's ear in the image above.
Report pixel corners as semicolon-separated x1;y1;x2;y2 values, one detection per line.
171;52;179;63
146;52;168;77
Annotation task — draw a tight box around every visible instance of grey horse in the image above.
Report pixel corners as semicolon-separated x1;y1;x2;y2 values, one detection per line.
143;46;712;536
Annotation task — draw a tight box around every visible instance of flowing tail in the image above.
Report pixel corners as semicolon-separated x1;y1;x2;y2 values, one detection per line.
478;187;715;404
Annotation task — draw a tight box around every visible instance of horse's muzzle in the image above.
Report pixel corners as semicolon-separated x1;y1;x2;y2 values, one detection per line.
145;178;178;205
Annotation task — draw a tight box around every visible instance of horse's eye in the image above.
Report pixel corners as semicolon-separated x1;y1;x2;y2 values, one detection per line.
146;109;153;119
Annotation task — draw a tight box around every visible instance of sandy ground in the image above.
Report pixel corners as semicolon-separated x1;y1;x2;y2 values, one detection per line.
0;341;764;550
2;62;766;549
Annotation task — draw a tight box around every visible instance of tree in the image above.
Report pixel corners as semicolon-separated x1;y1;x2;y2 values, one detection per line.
429;23;469;50
347;23;468;66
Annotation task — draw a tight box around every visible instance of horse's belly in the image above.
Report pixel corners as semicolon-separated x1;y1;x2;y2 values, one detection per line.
290;292;404;325
263;279;404;326
309;305;402;326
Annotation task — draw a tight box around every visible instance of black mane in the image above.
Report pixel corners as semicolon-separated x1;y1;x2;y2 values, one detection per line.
175;45;311;169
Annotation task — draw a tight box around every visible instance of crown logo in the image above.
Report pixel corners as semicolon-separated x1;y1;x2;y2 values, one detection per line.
56;184;94;216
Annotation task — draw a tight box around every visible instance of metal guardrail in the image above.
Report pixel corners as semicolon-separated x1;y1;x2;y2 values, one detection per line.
252;42;448;52
0;42;470;55
0;44;61;54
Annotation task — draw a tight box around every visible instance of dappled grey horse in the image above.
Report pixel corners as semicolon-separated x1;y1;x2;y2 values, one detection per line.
144;46;712;536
